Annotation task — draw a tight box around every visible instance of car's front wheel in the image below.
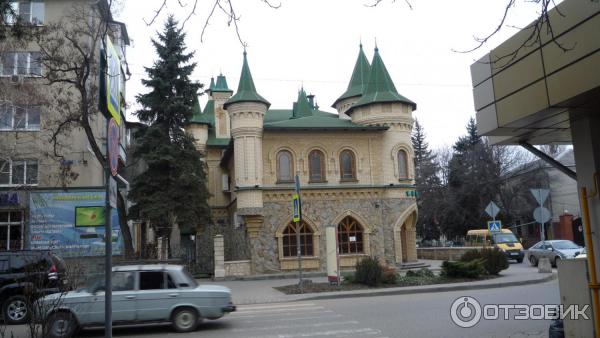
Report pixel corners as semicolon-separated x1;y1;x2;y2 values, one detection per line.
172;307;199;332
529;255;538;267
554;256;561;267
46;311;78;338
3;295;29;325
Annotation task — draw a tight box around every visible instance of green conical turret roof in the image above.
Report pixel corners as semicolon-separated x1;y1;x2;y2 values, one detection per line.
224;51;270;109
348;47;416;114
212;74;232;92
188;95;211;125
332;44;371;107
292;88;314;118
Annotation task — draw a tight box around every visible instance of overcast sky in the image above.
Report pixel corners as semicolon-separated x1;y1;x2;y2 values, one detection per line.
117;0;556;148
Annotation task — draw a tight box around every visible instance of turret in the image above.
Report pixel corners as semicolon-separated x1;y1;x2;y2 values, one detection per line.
186;95;210;153
332;44;371;117
345;46;416;186
208;74;233;139
223;51;270;212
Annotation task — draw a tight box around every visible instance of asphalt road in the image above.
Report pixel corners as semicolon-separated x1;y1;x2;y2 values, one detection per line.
62;279;560;338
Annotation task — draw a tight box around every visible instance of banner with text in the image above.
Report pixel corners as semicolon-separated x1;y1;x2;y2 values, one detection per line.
29;191;123;257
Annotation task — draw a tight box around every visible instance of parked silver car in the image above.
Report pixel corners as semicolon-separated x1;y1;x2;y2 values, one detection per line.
527;240;584;267
35;265;235;338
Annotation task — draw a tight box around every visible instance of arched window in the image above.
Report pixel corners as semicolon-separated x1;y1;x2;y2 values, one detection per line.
338;216;364;254
282;221;314;257
397;149;408;179
339;150;356;181
276;150;294;182
308;150;326;182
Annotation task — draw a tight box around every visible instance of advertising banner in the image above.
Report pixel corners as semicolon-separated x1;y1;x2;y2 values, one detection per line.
29;191;123;257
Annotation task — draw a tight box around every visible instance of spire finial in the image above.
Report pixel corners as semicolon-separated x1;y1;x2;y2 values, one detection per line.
359;36;363;49
374;37;378;52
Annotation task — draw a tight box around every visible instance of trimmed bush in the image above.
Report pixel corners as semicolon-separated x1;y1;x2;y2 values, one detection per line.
460;248;509;275
406;268;435;278
441;259;486;279
382;266;398;284
354;256;383;286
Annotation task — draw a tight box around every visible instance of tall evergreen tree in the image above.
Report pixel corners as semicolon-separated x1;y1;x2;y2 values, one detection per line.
444;117;501;237
412;120;442;239
130;16;210;257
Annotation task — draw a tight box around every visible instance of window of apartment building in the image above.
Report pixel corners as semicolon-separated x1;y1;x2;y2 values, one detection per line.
308;150;326;183
3;1;45;25
339;149;356;181
0;103;40;130
1;52;42;76
281;221;314;257
338;216;364;254
0;211;24;251
397;149;409;180
0;159;38;185
276;150;294;183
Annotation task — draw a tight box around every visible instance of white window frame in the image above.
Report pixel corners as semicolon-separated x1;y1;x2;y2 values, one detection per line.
0;51;42;77
0;102;41;130
0;211;24;251
3;1;45;25
0;159;38;186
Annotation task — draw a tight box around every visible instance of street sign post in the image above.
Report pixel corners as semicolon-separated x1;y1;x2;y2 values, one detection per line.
293;174;303;293
109;177;117;209
108;118;119;177
530;189;550;242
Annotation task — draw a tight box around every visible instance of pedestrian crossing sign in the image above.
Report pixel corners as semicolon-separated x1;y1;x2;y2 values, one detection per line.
488;220;502;233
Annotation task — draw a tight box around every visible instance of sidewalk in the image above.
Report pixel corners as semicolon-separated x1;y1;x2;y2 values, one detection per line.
199;261;556;305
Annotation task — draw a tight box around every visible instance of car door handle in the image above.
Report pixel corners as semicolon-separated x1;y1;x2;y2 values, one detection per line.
125;295;136;299
168;293;178;298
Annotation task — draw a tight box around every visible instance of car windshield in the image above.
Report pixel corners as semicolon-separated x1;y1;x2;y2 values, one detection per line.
552;241;580;250
492;233;518;244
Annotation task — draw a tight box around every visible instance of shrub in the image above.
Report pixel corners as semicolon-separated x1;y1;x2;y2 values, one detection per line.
406;268;435;278
382;266;398;284
441;259;486;279
460;248;509;275
341;272;355;284
354;256;383;286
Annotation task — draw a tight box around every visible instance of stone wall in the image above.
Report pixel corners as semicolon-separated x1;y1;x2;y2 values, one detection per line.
224;260;251;277
417;247;481;261
251;195;415;273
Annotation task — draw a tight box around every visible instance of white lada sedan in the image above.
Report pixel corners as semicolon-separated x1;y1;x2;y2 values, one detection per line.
36;264;235;338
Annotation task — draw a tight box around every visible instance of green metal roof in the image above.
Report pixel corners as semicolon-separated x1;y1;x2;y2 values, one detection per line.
211;74;233;93
264;109;387;131
332;44;371;107
188;95;211;125
224;51;270;109
348;47;416;114
292;88;313;118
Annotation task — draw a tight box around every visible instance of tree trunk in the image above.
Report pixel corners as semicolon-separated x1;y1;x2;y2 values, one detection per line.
117;191;134;258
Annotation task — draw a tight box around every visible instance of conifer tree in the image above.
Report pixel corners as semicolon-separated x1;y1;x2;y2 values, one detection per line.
411;120;442;239
130;16;210;257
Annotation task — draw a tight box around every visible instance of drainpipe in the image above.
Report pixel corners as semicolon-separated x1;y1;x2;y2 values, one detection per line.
581;177;600;338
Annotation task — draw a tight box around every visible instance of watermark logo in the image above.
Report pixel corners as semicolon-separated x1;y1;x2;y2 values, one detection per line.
450;296;482;328
450;296;590;328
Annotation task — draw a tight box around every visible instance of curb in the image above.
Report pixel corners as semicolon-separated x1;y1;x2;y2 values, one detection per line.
290;273;557;302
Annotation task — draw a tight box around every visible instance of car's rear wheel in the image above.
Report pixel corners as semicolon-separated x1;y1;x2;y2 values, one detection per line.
172;307;199;332
46;311;78;338
554;256;561;267
3;295;29;325
529;255;538;267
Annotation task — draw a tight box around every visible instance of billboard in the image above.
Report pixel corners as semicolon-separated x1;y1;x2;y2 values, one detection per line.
105;36;121;125
29;191;123;257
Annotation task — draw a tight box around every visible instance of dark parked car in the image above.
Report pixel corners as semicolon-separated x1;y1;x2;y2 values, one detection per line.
0;250;67;324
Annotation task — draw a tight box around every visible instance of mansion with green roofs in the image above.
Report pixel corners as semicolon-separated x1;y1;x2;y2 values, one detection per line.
185;45;419;276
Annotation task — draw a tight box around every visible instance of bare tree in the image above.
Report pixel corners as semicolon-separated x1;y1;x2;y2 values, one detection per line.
20;1;135;256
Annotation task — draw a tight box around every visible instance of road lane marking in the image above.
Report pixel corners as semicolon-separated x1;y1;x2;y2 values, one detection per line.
236;303;316;311
243;328;382;338
239;314;343;324
228;309;334;319
231;320;360;332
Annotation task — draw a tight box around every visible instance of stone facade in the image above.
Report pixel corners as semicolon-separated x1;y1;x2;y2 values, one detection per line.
186;46;419;276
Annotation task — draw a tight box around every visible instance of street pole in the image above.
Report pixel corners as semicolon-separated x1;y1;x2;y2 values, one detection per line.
104;119;112;338
537;190;545;242
295;174;303;293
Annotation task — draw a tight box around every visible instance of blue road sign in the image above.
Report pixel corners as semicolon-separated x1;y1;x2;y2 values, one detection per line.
488;220;502;232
